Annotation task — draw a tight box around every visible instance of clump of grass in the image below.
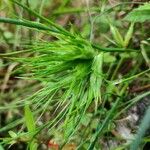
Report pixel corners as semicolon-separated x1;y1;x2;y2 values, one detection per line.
9;35;104;140
0;1;150;149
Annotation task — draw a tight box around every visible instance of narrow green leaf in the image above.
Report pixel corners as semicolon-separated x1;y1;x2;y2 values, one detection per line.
123;23;134;47
0;17;139;53
88;97;121;150
24;105;37;150
110;24;124;47
29;141;38;150
24;105;36;132
11;0;70;35
88;85;127;149
115;91;150;119
130;105;150;150
90;53;103;110
112;68;150;85
141;44;150;68
0;17;57;33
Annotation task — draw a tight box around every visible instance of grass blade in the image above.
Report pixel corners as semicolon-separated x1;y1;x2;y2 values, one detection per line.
24;105;36;132
123;23;134;47
0;17;57;33
11;0;70;36
110;24;124;47
130;105;150;150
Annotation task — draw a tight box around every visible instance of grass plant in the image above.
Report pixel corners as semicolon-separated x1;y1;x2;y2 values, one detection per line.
0;0;150;149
